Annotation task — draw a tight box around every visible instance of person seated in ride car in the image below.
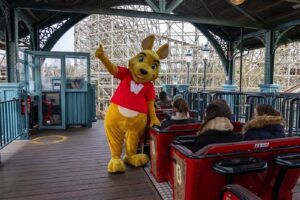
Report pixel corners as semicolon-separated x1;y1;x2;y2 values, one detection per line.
243;104;285;141
172;93;184;102
192;99;242;152
156;91;172;108
161;98;195;129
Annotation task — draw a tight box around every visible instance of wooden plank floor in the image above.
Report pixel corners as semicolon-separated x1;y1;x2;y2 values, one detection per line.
0;121;160;200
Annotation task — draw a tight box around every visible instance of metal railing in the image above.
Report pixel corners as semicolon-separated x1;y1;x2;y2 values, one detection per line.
288;98;300;136
0;99;27;149
181;90;300;135
213;92;248;123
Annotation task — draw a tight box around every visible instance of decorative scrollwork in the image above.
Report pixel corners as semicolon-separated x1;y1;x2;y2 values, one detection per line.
19;35;31;49
39;18;69;49
208;30;229;59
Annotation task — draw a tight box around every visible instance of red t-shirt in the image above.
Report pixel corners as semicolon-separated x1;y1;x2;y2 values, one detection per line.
110;66;156;113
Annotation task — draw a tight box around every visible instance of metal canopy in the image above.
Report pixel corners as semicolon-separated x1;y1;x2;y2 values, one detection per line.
3;0;299;49
1;0;300;85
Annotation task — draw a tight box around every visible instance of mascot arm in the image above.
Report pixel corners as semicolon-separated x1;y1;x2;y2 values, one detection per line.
95;44;118;76
148;100;160;127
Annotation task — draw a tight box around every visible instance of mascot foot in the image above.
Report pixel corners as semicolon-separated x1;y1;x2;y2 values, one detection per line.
124;154;149;167
107;157;125;173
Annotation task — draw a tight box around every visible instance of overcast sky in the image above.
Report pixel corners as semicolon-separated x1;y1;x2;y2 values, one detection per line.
51;27;74;52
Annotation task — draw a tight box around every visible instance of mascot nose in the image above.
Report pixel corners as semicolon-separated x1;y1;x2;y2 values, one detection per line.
140;68;148;75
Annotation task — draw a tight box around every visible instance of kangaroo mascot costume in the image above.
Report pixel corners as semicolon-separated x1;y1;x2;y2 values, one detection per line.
95;35;169;173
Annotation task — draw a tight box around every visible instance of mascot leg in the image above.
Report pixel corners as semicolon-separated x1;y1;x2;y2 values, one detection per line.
123;114;149;167
104;104;126;173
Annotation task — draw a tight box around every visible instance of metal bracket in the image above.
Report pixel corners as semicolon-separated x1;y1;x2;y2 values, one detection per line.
273;26;295;53
194;23;229;75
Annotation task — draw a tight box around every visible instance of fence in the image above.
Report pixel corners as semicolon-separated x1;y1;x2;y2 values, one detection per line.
181;90;300;135
0;99;28;149
288;98;300;136
183;91;212;121
213;92;249;123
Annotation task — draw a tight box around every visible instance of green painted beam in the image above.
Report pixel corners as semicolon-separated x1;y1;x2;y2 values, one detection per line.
233;19;300;43
6;8;18;82
42;14;87;51
194;24;229;75
227;42;235;85
264;31;275;84
274;18;300;30
144;0;159;12
227;2;270;29
166;0;183;13
198;24;231;42
17;9;33;27
159;0;166;13
234;29;266;43
274;26;295;52
14;5;265;29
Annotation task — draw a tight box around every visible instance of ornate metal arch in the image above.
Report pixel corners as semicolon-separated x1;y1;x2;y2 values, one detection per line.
41;14;88;51
193;23;230;75
0;0;11;41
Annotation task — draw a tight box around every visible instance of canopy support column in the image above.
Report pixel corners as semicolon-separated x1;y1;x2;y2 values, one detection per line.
223;42;237;91
260;30;279;92
6;8;18;82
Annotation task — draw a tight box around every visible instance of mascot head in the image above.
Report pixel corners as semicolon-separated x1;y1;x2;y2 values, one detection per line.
129;35;169;83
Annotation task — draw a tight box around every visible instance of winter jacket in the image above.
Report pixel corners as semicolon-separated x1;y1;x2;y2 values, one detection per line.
244;115;285;141
192;117;242;152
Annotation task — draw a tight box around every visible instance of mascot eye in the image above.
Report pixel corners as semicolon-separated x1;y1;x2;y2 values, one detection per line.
152;64;157;70
139;56;144;62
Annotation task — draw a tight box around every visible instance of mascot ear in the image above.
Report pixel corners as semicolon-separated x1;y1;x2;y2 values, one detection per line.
156;43;169;59
142;35;155;50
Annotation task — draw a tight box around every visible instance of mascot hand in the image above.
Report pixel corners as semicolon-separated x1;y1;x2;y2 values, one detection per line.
150;116;160;127
95;44;104;59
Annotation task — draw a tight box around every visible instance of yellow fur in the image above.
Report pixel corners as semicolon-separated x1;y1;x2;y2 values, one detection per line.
96;35;168;173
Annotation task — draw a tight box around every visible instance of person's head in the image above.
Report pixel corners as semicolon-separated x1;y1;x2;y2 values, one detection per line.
197;99;232;134
173;98;189;114
159;91;167;101
255;104;280;117
204;99;232;121
173;94;183;102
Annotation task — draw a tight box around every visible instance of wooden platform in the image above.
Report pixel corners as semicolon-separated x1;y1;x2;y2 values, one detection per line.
1;121;300;200
0;121;160;200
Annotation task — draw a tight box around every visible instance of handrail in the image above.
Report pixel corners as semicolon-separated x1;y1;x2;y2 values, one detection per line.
181;90;300;135
0;99;27;149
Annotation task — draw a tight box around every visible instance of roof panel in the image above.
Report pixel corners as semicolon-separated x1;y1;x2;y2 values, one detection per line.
6;0;300;49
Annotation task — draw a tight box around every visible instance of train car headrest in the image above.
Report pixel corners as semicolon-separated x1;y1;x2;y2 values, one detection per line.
192;137;300;157
232;121;243;128
155;109;173;114
164;121;201;131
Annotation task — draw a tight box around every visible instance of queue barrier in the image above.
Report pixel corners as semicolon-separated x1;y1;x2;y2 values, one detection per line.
182;91;300;135
0;99;28;150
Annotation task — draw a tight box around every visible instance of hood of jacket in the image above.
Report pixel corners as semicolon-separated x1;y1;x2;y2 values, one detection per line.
199;117;234;135
245;115;285;131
